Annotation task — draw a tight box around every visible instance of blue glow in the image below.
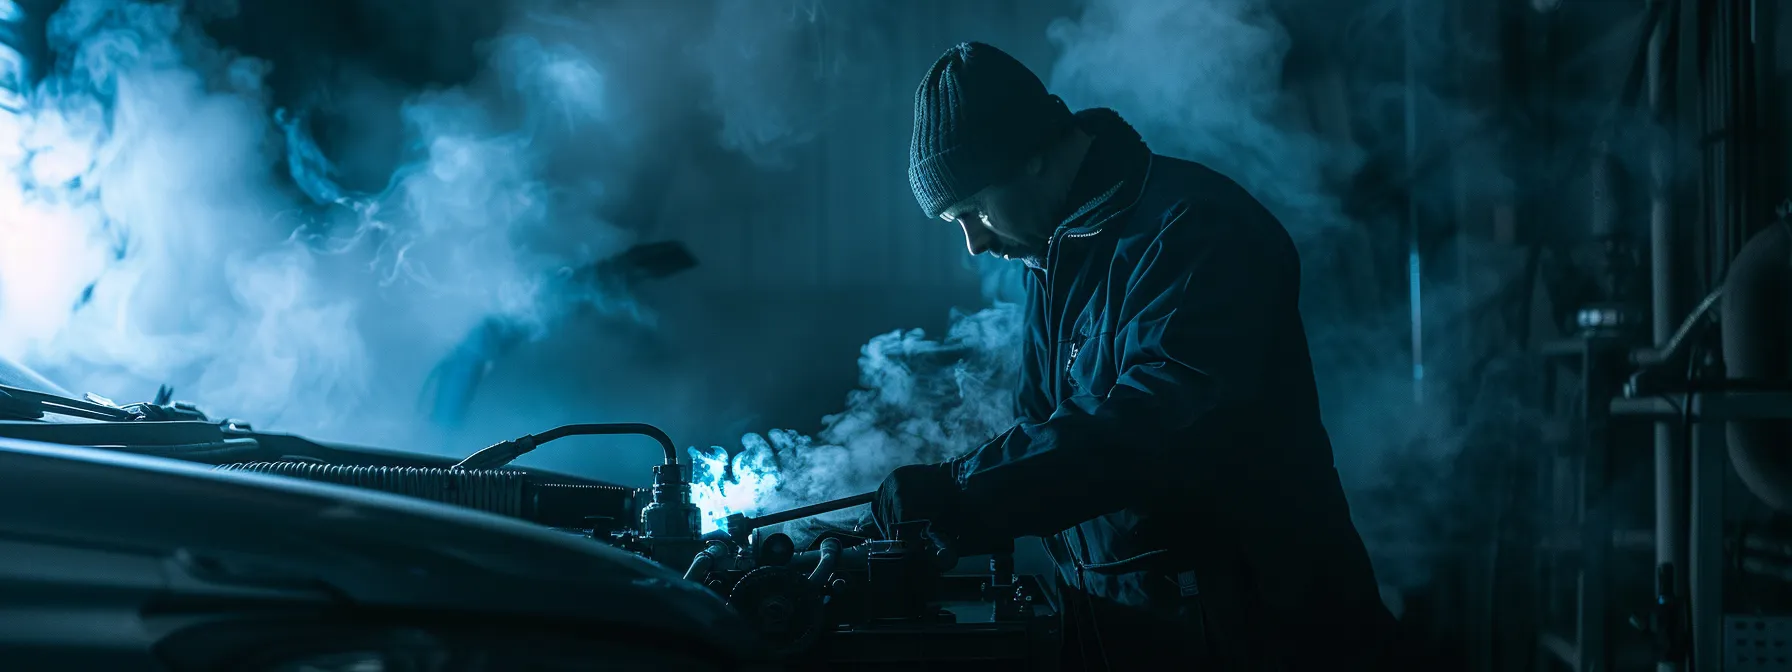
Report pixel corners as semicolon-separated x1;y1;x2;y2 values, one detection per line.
1408;249;1423;383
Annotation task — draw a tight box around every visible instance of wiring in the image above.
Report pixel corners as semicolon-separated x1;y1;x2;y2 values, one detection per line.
452;422;680;471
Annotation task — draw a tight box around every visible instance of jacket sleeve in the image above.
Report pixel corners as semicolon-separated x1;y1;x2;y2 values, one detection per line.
1014;277;1056;425
952;200;1296;539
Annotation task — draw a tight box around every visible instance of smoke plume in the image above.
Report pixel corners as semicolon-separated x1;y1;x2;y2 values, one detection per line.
690;296;1023;533
0;0;866;467
0;0;626;440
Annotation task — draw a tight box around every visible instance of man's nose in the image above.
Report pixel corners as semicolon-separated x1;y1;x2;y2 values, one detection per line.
959;220;992;256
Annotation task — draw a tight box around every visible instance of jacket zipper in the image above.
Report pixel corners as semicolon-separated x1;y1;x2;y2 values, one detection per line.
1046;224;1099;578
1037;158;1153;586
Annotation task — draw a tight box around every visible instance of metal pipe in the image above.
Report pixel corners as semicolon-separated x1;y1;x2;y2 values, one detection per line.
683;547;719;582
1691;413;1726;672
1646;1;1685;670
808;537;841;585
723;491;875;541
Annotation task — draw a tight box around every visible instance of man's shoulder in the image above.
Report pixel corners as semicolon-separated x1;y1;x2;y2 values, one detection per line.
1118;154;1280;245
1143;153;1238;195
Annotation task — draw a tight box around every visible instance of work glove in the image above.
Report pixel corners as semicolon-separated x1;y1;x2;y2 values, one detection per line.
872;459;1006;556
872;462;960;538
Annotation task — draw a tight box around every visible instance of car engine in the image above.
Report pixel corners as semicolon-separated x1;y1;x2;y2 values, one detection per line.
0;378;1060;670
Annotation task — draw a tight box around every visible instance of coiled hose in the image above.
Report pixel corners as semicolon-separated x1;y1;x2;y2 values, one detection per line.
216;462;527;518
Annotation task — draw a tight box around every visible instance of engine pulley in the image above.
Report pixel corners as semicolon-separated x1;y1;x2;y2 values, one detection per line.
726;565;825;657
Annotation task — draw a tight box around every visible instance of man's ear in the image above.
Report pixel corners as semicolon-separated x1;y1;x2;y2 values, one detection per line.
1024;154;1045;177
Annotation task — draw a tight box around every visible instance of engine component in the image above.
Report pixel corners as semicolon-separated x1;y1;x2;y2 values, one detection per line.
448;422;702;567
695;519;1056;670
807;537;841;586
982;542;1034;623
685;539;749;582
727;565;826;657
214;462;634;527
759;533;797;568
864;521;953;622
640;461;701;542
220;462;527;515
723;490;875;545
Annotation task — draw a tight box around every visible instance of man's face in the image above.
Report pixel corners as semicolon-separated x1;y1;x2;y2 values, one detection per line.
939;175;1053;261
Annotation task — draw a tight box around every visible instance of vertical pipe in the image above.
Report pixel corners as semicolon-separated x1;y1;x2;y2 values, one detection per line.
1404;0;1425;404
1646;1;1686;670
1579;345;1611;672
1690;405;1725;672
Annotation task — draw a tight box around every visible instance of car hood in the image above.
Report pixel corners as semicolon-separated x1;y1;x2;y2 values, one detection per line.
0;437;756;657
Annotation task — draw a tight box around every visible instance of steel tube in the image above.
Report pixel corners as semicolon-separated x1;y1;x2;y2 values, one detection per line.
1646;1;1685;670
726;491;876;537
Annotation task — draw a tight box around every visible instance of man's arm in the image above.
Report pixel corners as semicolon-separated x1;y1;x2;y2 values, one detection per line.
951;200;1295;540
1014;279;1055;424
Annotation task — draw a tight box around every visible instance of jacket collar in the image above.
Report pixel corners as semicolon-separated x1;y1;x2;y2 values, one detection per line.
1052;108;1153;239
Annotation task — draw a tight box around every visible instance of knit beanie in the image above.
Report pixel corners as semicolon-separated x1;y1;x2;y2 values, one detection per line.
909;42;1074;219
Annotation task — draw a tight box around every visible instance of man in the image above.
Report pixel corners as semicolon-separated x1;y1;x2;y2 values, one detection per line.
873;42;1400;670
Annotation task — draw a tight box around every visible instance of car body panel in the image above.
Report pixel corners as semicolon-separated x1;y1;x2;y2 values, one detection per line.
0;437;762;670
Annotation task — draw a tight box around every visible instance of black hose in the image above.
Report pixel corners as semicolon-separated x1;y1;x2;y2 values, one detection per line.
684;541;732;582
453;422;679;471
535;424;678;462
217;462;528;517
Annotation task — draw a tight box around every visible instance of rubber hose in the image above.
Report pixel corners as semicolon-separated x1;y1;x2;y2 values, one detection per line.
809;537;841;585
216;462;526;517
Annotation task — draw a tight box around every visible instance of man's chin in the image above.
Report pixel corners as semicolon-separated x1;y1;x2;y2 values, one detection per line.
986;244;1045;267
1002;252;1046;268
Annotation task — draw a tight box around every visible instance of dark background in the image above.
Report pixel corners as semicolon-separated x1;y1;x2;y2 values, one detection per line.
3;0;1790;667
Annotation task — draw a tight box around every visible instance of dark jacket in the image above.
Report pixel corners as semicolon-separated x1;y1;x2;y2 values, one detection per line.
949;109;1398;669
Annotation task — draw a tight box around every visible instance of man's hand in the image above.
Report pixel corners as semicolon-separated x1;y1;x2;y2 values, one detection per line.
872;463;960;537
872;461;1007;556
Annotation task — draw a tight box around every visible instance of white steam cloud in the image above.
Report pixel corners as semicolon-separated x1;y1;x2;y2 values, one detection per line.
0;0;853;456
0;0;628;439
690;300;1023;533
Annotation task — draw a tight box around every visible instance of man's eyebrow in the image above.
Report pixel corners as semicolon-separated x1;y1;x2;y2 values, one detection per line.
941;200;976;220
